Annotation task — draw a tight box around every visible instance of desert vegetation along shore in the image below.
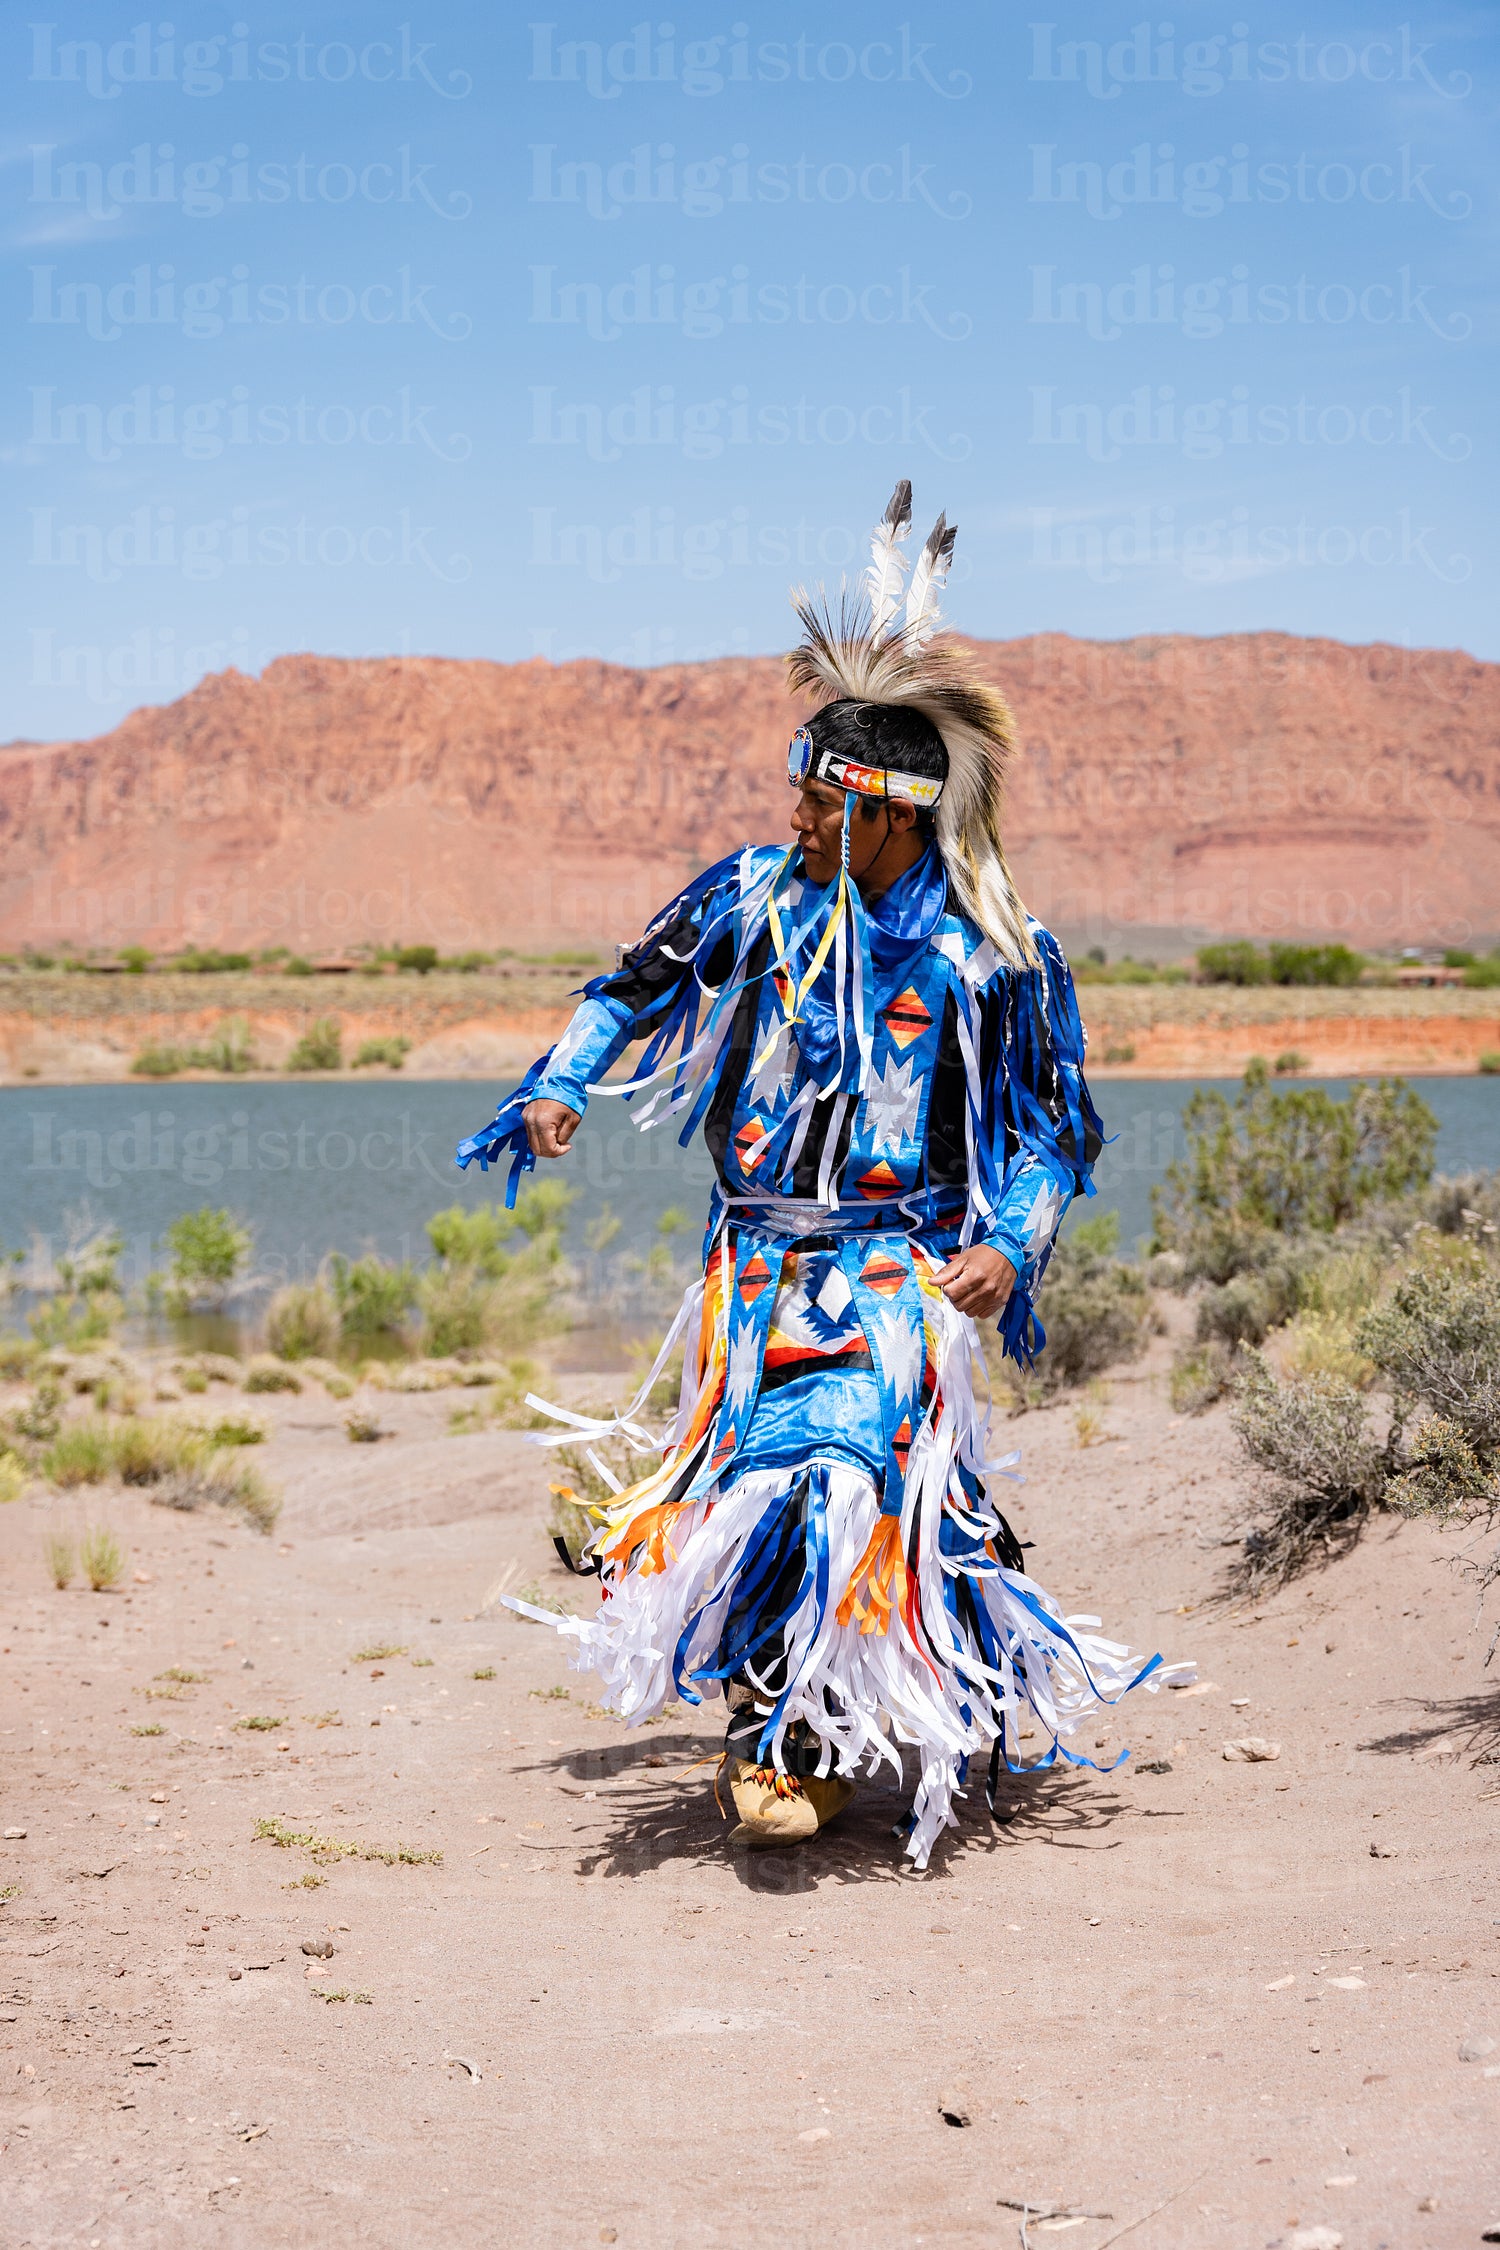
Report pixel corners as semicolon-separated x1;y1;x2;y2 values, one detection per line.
0;970;1497;1082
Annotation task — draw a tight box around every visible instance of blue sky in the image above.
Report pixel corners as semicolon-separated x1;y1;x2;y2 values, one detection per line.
4;1;1494;740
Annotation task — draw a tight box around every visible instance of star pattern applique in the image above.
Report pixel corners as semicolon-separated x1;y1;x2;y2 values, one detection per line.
863;1053;921;1157
725;1319;762;1417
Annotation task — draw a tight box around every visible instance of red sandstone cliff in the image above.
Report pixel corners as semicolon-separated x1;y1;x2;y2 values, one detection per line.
2;632;1495;954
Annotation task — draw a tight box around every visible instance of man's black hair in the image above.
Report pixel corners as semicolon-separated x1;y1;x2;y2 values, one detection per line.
806;699;948;832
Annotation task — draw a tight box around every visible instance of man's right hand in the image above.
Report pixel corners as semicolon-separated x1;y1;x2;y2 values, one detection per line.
523;1099;581;1160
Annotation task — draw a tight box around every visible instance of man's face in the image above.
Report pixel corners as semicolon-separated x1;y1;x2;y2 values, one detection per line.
790;777;918;889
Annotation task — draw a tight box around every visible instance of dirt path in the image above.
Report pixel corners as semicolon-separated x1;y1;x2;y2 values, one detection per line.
3;1349;1498;2249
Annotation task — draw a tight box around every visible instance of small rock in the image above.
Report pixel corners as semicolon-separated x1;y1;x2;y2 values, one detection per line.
797;2127;831;2145
786;1927;806;1938
148;1793;168;1805
599;2233;617;2244
228;1968;242;1981
1369;1842;1399;1858
1459;2034;1497;2062
1417;2197;1438;2213
1223;1737;1281;1762
1288;2230;1342;2250
3;1827;26;1840
1325;1977;1365;1990
301;1939;334;1959
1139;1758;1173;1775
938;2084;972;2127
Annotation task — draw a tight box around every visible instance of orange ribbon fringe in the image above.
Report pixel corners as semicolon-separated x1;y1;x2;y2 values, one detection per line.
836;1514;909;1636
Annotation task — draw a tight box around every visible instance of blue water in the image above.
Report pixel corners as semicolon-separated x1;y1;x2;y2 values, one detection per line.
2;1077;1496;1292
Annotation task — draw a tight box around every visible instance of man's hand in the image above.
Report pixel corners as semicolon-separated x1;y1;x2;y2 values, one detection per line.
934;1244;1017;1321
523;1099;581;1161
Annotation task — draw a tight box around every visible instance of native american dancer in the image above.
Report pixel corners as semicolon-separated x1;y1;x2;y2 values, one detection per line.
458;484;1185;1867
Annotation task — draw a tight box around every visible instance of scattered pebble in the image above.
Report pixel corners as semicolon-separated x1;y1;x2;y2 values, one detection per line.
1265;1974;1296;1991
1369;1842;1399;1858
1324;2174;1356;2186
228;1969;242;1981
1459;2035;1497;2062
1223;1737;1281;1762
938;2084;972;2127
1417;2197;1438;2213
4;1827;26;1840
1288;2230;1342;2250
1325;1977;1365;1991
797;2127;830;2145
301;1939;335;1959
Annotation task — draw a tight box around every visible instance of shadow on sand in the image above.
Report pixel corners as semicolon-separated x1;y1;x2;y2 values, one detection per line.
516;1728;1154;1890
1357;1683;1500;1766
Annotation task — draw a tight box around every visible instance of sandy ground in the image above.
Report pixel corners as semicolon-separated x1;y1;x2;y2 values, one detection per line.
2;1336;1498;2250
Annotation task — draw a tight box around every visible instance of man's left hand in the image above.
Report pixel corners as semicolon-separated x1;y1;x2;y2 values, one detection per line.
934;1245;1017;1321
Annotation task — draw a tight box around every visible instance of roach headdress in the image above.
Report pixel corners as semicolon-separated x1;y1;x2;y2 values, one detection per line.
786;480;1038;970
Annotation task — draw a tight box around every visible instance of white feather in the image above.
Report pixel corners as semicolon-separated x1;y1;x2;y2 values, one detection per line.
904;514;956;644
865;479;912;639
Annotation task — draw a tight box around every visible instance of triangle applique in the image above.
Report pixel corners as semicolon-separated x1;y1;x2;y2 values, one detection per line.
881;986;932;1051
891;1415;913;1475
859;1246;905;1299
856;1160;901;1202
738;1252;773;1306
733;1116;771;1171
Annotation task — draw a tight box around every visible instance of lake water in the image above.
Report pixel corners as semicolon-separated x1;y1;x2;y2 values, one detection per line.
2;1077;1497;1315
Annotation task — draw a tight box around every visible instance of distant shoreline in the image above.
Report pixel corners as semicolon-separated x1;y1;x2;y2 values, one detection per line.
0;967;1496;1086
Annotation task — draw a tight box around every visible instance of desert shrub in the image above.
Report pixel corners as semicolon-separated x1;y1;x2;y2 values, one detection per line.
264;1283;339;1360
45;1531;74;1587
202;1411;266;1447
1480;1052;1500;1074
29;1224;126;1347
0;1452;26;1502
42;1419;117;1487
80;1523;126;1591
419;1182;574;1357
344;1409;387;1443
242;1354;303;1393
1025;1209;1151;1396
1267;942;1365;987
352;1036;411;1069
111;1418;208;1485
1358;1249;1500;1548
1196;941;1271;986
10;1378;63;1445
154;1450;280;1533
131;1045;183;1078
163;1207;253;1307
327;1252;417;1342
298;1358;355;1399
1152;1061;1436;1281
1169;1340;1237;1415
285;1017;342;1072
394;944;438;974
0;1333;38;1380
187;1017;255;1074
1274;1310;1376;1389
1229;1353;1390;1590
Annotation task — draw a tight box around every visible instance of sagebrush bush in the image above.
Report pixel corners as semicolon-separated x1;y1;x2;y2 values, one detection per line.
1169;1339;1236;1415
264;1284;339;1360
1152;1061;1436;1281
1229;1352;1389;1589
327;1252;417;1341
1021;1210;1151;1397
243;1355;302;1393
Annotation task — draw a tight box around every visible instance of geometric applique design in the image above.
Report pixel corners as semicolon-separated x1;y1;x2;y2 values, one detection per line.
859;1245;906;1300
733;1115;771;1171
738;1251;774;1307
890;1414;913;1477
855;1159;902;1202
880;985;932;1051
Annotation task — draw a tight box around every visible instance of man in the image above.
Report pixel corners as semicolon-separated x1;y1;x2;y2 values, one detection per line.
458;483;1175;1867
